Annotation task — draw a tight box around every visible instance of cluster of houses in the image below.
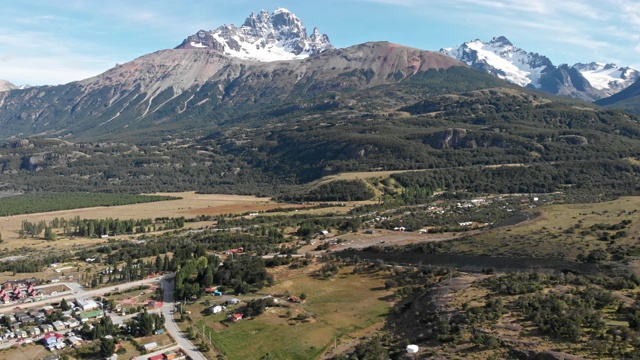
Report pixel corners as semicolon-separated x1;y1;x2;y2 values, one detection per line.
0;297;104;351
207;298;242;322
0;280;41;303
41;332;82;351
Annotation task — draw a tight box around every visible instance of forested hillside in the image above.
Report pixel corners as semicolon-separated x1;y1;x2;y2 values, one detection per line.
1;82;640;198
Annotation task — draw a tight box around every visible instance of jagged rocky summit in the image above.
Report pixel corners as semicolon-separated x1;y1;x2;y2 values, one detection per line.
440;36;639;101
175;8;333;61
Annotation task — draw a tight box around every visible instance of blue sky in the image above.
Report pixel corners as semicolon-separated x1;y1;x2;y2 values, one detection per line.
2;0;639;85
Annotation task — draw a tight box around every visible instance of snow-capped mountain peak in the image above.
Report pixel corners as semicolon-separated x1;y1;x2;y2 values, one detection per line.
572;62;639;93
176;8;333;62
440;36;553;89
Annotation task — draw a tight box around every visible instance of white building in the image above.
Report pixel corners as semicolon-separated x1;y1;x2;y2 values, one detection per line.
210;305;224;314
75;298;99;311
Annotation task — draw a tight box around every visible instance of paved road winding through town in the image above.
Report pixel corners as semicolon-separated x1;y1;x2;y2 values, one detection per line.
161;276;207;360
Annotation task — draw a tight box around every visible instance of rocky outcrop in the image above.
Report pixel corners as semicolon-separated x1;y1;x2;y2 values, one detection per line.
20;151;88;171
558;135;588;146
423;128;480;149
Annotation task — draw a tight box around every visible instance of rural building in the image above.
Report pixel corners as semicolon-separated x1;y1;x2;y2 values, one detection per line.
42;334;62;347
164;351;178;359
75;297;99;311
67;335;82;347
210;305;224;314
35;313;46;323
80;309;104;322
17;314;32;324
228;247;244;254
29;327;40;336
226;298;241;305
43;333;65;350
228;313;243;322
68;318;81;328
143;342;158;351
41;324;54;333
42;334;58;347
206;287;223;295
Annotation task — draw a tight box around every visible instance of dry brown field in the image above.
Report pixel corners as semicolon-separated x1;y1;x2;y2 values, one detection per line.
0;192;286;251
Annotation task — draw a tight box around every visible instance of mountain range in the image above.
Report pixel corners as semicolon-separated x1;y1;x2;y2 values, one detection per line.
0;8;639;196
440;36;640;101
1;11;639;109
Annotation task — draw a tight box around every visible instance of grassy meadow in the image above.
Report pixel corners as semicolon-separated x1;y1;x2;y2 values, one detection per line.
443;196;640;261
197;266;393;360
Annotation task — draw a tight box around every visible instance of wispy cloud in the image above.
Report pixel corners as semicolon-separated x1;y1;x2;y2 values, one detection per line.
353;0;640;65
2;0;640;85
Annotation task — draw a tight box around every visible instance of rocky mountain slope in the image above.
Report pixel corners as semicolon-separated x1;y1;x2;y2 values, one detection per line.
595;76;640;115
0;80;17;92
441;36;638;101
175;8;332;61
0;41;464;141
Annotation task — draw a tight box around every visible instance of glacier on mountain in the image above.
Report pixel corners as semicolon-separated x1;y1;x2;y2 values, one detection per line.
440;36;552;89
572;62;639;93
441;36;639;100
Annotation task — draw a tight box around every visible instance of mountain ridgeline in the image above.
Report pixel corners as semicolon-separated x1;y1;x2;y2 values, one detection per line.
0;9;639;199
0;42;464;142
